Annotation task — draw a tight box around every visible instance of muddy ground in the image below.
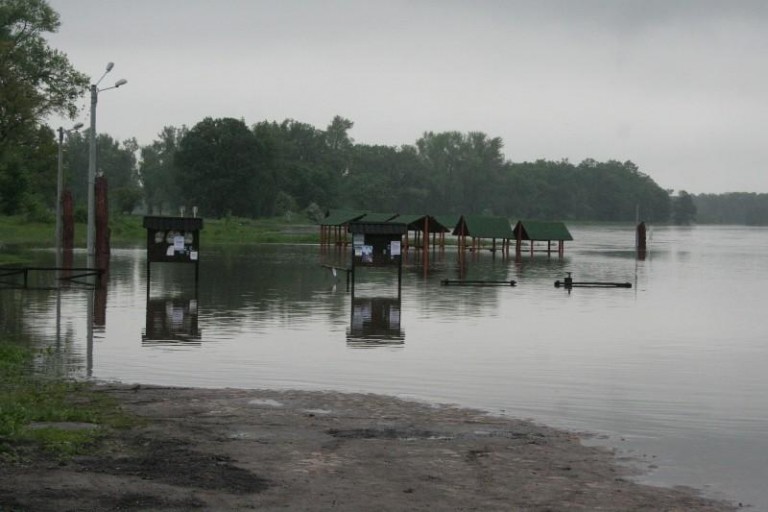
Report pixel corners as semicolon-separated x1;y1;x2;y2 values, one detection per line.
0;385;738;511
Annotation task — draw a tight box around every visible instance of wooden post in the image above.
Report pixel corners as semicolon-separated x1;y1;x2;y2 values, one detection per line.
62;189;75;252
636;221;647;260
95;175;110;271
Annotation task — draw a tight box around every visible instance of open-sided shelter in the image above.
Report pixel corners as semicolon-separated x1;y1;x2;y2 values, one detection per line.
513;220;573;257
395;214;452;251
453;215;514;255
319;209;366;246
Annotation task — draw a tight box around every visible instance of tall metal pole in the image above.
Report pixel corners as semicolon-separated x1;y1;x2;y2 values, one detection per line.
87;84;98;257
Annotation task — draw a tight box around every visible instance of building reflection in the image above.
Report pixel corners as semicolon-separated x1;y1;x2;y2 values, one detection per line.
142;297;201;345
346;296;404;348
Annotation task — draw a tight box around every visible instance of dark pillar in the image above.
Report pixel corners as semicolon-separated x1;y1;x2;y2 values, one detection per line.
95;176;110;270
62;189;75;252
636;221;647;260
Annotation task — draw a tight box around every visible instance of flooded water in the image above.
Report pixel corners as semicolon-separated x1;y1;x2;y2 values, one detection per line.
2;224;767;509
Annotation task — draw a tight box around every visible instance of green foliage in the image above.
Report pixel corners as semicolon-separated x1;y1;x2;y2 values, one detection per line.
0;0;88;147
0;214;54;247
139;125;186;214
0;0;88;183
672;190;697;225
176;117;270;217
64;131;141;215
112;186;143;214
0;341;134;458
304;202;324;223
252;118;339;212
694;192;768;225
136;118;678;223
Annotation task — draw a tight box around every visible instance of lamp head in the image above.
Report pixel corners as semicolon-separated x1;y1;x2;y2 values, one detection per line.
106;62;114;72
73;122;84;131
114;79;127;88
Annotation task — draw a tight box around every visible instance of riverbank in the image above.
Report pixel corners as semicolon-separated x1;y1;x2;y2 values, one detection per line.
0;214;318;252
1;384;738;511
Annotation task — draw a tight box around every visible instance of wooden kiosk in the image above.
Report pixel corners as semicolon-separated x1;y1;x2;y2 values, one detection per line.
142;216;203;285
348;221;407;294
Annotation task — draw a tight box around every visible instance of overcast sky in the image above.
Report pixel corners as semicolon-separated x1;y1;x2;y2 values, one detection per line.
45;0;768;194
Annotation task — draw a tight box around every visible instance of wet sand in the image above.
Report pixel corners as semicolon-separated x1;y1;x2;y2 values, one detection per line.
0;385;738;511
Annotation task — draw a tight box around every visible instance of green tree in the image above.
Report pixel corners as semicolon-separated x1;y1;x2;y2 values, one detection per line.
0;0;87;146
139;126;186;215
0;124;56;217
175;117;269;218
672;190;697;225
0;0;88;215
340;143;429;212
415;131;506;214
64;130;141;216
253;119;338;212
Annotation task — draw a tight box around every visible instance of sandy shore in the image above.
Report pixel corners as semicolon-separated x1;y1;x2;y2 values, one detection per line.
0;385;738;511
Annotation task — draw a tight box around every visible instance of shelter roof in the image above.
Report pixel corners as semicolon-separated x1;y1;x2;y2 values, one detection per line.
453;215;513;239
395;214;451;233
513;220;573;241
143;216;204;231
434;215;461;232
320;209;367;226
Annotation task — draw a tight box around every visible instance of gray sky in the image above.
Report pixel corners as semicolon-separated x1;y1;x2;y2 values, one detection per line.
45;0;768;194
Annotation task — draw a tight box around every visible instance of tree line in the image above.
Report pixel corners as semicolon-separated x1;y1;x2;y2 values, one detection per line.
693;193;768;225
138;117;679;223
4;0;761;227
1;108;693;225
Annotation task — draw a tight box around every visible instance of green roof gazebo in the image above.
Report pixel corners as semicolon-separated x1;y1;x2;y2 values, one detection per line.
512;220;573;257
453;215;514;256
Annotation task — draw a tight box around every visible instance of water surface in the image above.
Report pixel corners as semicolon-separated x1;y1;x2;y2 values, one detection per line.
2;224;766;508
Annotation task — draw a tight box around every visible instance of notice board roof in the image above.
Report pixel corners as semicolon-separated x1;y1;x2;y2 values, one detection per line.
358;212;399;223
143;216;204;231
348;221;407;235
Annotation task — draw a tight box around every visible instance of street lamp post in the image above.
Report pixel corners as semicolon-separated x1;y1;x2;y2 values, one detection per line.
87;62;127;257
56;123;83;255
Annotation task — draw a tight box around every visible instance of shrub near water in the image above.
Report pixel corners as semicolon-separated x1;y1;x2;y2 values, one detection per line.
0;342;131;458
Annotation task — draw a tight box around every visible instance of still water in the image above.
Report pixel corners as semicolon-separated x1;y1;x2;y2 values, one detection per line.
2;224;767;509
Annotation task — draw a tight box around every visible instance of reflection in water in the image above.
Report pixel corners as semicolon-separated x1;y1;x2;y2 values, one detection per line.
346;296;404;348
4;226;768;509
143;297;201;345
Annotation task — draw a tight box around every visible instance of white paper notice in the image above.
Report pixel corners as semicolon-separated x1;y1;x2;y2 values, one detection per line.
173;235;185;252
190;251;198;261
166;245;175;256
390;241;401;256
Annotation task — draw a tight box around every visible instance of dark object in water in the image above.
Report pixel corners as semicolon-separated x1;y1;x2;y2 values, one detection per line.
441;280;516;287
555;272;631;289
555;280;631;288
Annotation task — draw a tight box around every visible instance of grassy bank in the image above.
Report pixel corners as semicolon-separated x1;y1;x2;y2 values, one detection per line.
0;214;320;264
0;340;133;460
